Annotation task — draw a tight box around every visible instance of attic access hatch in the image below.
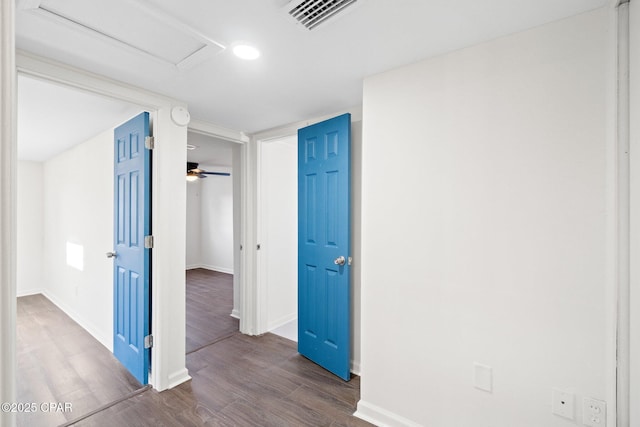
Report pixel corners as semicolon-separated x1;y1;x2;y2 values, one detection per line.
284;0;361;31
17;0;225;71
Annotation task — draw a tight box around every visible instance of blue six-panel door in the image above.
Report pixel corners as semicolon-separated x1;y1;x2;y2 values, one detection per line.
113;112;151;385
298;113;351;381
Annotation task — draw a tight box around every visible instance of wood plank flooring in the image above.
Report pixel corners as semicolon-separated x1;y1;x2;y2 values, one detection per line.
16;294;142;427
186;269;238;353
76;333;371;426
16;270;371;426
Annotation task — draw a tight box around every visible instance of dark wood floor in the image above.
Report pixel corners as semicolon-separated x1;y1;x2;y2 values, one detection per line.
16;294;142;427
76;333;371;426
186;269;238;353
16;269;370;426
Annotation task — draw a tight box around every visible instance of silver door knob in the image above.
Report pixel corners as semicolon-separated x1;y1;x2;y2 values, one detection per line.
334;256;346;266
106;251;117;259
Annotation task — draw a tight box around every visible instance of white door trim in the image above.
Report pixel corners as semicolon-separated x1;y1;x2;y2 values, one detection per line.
254;134;298;335
616;2;630;426
1;0;17;426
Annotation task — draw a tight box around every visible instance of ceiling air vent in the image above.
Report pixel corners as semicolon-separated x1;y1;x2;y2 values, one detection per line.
285;0;359;30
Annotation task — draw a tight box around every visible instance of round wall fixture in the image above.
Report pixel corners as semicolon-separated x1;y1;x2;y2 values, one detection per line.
171;106;191;126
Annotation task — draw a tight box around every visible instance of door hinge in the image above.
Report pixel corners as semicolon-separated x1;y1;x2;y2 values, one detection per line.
145;136;155;150
144;235;154;249
144;334;153;349
257;244;261;250
348;256;353;266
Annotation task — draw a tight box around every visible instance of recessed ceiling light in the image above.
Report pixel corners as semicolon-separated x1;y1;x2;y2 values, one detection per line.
233;44;260;60
186;144;197;150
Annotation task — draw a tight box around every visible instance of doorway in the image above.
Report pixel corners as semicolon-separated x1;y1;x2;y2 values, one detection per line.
16;74;148;425
16;51;197;393
185;131;242;352
257;135;298;341
254;118;363;376
16;74;144;347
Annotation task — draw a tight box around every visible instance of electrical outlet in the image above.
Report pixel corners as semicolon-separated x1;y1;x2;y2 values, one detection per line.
583;397;606;427
552;389;574;420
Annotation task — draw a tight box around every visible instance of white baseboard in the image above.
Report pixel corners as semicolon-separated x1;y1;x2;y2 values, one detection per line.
17;288;46;297
267;312;297;331
201;264;234;274
41;291;112;352
354;400;422;427
230;309;240;319
165;368;192;390
188;264;234;275
350;360;361;376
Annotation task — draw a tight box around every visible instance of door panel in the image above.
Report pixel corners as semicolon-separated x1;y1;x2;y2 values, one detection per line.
113;112;151;385
298;113;351;380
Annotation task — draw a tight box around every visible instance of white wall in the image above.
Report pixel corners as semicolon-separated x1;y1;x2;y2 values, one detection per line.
357;8;613;427
185;166;234;274
260;136;298;331
200;166;234;274
42;129;114;349
186;179;202;269
16;161;43;296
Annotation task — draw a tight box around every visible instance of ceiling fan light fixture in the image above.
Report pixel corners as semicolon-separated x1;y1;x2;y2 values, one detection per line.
186;162;231;180
232;44;260;60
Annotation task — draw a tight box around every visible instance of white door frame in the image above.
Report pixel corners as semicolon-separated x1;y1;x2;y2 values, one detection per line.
1;2;17;426
255;134;298;335
12;51;195;392
186;120;249;331
251;127;298;335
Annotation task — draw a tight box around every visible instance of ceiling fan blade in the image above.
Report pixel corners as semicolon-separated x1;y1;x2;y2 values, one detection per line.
201;172;231;176
186;162;230;178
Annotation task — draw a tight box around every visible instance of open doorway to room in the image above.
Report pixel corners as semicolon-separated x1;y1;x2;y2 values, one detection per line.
185;131;241;353
257;135;298;341
16;74;148;426
254;118;363;376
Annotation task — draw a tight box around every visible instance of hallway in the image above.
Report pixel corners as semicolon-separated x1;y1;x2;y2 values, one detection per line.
16;271;369;426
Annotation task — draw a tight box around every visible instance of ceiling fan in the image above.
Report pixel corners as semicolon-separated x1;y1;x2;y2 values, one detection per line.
186;162;230;181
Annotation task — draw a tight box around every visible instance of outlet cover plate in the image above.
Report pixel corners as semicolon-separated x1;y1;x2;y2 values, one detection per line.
473;363;492;392
583;397;606;427
552;388;574;420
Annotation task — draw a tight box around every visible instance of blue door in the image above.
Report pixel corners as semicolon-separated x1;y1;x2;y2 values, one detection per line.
298;113;351;380
112;112;151;385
